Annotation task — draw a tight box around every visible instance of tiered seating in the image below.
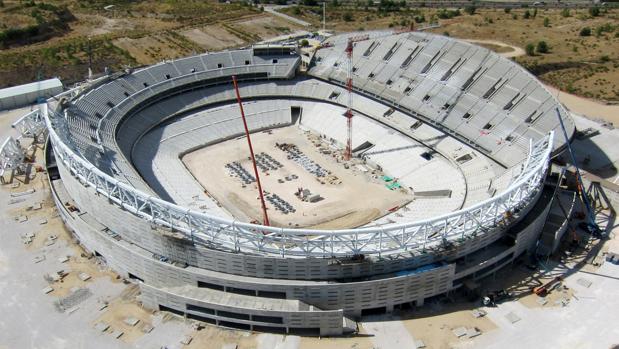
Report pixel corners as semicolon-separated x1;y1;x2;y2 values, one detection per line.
132;101;293;210
309;31;574;167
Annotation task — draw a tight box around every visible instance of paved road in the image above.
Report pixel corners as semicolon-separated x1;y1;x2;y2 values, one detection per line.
264;6;312;27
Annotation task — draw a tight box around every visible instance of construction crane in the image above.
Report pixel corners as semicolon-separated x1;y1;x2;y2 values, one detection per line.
555;108;600;235
343;36;358;160
232;76;270;226
338;29;413;160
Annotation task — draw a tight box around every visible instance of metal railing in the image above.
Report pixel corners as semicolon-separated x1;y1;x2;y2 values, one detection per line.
44;98;553;258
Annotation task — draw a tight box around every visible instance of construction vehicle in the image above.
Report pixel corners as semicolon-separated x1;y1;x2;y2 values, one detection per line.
482;289;513;306
533;276;563;297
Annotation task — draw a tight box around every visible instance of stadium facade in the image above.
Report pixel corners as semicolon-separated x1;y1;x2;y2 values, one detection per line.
42;31;574;335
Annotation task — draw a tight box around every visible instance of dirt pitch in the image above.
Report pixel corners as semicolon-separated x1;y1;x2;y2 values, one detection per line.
182;126;411;229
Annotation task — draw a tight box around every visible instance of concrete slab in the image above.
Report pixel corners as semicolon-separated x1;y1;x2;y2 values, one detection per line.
452;326;467;337
123;317;139;326
576;278;592;288
78;272;92;281
94;322;110;332
472;309;487;318
42;286;53;294
111;330;124;339
180;335;193;345
505;312;521;324
466;327;481;338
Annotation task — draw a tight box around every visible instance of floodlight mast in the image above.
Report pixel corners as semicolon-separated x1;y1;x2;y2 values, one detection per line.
232;76;270;226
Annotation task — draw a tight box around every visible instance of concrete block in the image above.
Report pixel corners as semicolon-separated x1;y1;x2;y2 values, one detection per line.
141;324;154;333
34;255;45;263
452;327;467;337
78;273;92;281
181;335;193;345
414;339;426;348
576;278;592;288
111;330;124;339
466;327;481;338
505;312;521;324
42;286;54;294
94;322;110;332
471;309;487;318
123;317;139;327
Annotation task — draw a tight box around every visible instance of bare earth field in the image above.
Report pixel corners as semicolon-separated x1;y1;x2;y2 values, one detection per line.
183;126;411;229
229;15;299;41
180;25;246;51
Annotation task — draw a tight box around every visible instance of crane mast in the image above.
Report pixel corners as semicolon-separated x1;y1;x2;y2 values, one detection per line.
344;38;354;161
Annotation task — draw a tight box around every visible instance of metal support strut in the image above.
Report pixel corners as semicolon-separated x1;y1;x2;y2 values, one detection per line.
232;76;270;226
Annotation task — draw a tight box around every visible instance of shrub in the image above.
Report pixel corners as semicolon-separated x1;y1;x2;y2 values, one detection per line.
300;39;309;47
600;55;610;62
536;40;549;53
464;5;476;15
504;8;511;14
543;17;549;27
580;27;591;36
589;7;600;17
523;10;531;19
342;11;353;22
525;43;535;56
561;8;570;17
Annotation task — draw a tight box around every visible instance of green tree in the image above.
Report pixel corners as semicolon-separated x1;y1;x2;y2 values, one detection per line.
464;5;476;15
523;10;531;19
300;39;309;47
525;43;535;56
302;0;318;6
543;17;549;27
579;27;591;36
342;11;353;22
536;40;549;53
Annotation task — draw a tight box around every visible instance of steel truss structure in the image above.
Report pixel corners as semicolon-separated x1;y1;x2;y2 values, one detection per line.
0;136;25;177
43;99;554;258
12;108;47;141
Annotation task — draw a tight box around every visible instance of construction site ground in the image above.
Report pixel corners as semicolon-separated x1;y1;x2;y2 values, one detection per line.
183;126;411;229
